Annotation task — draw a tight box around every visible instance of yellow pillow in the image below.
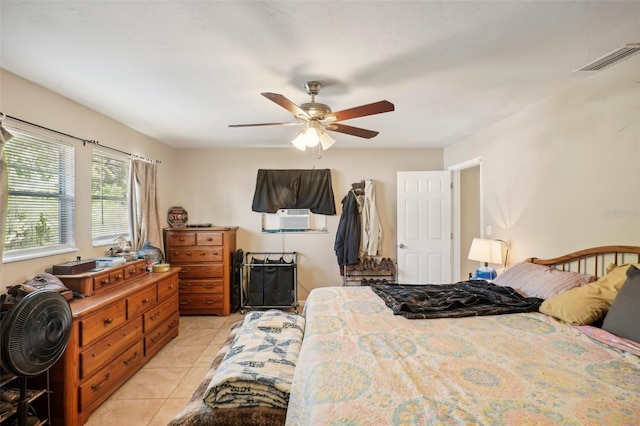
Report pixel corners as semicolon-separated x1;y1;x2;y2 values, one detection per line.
539;264;637;325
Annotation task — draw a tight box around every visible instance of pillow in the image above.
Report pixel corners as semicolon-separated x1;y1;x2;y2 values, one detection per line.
492;262;595;299
539;263;636;325
601;265;640;343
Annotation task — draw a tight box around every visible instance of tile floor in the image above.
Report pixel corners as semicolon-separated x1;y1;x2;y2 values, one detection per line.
85;312;245;426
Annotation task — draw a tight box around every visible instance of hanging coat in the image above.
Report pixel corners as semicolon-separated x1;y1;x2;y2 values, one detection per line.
360;179;382;256
334;191;361;273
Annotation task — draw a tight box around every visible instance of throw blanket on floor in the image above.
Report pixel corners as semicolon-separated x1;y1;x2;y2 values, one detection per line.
203;310;305;409
370;281;543;319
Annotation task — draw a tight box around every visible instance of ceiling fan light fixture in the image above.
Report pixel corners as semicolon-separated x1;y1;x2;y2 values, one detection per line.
291;128;308;151
292;121;335;151
319;130;335;150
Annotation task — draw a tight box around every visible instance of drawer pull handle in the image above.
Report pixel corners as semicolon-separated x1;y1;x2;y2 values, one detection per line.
202;284;216;288
202;299;216;304
104;318;113;325
180;283;191;289
130;270;136;275
168;320;178;329
142;298;150;304
150;311;161;320
179;300;192;305
179;237;185;241
123;351;139;366
150;332;162;343
91;373;111;391
200;251;206;256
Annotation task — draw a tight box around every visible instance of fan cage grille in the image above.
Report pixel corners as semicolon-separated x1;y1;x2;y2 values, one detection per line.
1;290;72;377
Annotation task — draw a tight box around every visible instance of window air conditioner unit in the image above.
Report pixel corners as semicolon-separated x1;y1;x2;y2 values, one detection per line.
277;209;310;230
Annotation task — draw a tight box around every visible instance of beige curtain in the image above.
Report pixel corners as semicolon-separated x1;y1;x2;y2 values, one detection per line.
129;159;162;253
0;123;14;271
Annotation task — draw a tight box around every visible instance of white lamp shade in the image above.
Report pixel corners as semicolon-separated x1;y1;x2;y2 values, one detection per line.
468;238;503;264
291;129;308;150
318;131;335;150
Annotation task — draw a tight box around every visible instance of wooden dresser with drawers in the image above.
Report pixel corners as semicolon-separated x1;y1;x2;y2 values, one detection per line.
50;266;180;426
163;226;237;316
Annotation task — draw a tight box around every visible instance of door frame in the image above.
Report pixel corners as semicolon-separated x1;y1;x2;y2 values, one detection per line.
448;157;484;282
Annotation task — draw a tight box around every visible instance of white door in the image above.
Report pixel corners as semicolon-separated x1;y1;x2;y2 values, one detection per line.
397;171;451;284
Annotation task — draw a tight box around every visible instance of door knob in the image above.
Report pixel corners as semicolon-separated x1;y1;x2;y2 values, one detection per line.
398;243;405;249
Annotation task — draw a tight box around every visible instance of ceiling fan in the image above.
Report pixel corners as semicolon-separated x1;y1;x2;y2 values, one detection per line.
229;81;394;150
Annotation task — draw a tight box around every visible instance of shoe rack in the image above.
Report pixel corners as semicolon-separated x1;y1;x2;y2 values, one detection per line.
343;256;397;286
0;369;49;426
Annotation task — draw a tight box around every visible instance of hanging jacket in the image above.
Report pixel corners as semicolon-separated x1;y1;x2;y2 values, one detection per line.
360;179;382;256
334;191;361;271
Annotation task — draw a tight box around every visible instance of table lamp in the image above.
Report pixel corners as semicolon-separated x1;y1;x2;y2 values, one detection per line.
468;238;504;280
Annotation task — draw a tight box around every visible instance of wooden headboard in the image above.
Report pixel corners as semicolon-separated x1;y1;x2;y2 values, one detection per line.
527;245;640;279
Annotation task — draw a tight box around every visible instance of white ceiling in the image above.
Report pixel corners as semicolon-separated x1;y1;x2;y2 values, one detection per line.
1;1;639;149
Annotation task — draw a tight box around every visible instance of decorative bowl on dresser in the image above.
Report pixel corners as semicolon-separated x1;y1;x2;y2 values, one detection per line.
163;226;238;316
50;264;180;426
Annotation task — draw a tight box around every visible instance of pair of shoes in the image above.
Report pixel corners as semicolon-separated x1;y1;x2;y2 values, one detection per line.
386;259;396;275
353;258;364;271
362;278;389;285
1;387;20;403
378;258;390;272
362;258;371;270
0;400;13;415
379;258;396;275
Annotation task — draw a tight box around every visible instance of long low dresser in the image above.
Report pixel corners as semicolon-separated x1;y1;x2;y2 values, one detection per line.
49;265;180;426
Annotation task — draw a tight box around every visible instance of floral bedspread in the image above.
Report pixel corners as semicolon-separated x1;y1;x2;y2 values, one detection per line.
286;286;640;425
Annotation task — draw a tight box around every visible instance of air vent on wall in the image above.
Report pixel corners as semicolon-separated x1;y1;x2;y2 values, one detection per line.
575;43;640;71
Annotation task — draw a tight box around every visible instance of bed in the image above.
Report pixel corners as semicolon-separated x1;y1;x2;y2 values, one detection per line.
170;246;640;425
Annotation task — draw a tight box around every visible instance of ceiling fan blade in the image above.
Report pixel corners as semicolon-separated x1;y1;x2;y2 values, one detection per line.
329;100;394;122
261;92;309;118
326;123;379;139
229;122;301;128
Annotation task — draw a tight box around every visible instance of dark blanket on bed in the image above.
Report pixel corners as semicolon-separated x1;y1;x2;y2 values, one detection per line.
370;281;543;319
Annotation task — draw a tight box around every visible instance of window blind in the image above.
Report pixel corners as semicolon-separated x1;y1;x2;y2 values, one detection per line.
91;149;131;246
3;127;76;261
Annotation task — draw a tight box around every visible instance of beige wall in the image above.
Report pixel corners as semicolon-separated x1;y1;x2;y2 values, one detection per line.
444;56;640;264
1;69;444;295
0;70;177;288
173;148;443;298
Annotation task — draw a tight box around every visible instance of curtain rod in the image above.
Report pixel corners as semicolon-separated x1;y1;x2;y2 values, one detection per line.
1;112;161;164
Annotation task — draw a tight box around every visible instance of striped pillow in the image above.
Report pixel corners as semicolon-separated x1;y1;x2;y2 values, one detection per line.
493;262;595;299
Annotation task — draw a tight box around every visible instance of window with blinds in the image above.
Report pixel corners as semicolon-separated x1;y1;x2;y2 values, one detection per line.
3;127;76;262
91;150;131;246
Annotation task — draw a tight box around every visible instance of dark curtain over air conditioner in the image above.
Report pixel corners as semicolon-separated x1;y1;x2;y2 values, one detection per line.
251;169;336;215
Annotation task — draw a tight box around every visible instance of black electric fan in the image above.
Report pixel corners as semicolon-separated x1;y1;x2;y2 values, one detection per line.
1;289;72;426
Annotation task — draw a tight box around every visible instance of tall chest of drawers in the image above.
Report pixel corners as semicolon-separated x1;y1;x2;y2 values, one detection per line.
49;268;180;426
163;226;238;316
